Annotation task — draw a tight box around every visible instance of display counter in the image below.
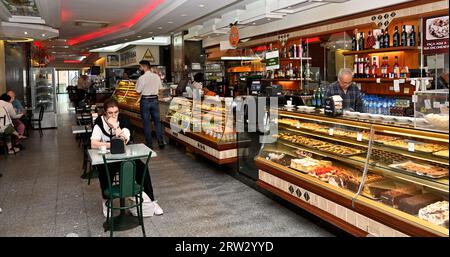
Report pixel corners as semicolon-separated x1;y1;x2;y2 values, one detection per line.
256;109;448;237
111;80;172;128
163;97;250;165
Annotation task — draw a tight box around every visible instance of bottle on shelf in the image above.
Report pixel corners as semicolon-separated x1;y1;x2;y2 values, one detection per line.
364;57;371;78
371;56;378;78
314;89;321;108
293;44;297;58
358;57;365;78
352;33;357;51
367;31;376;49
299;39;303;57
358;32;365;51
381;57;387;78
379;29;385;48
393;56;400;78
409;25;416;47
312;89;317;107
401;25;408;47
393;26;400;47
384;28;390;48
353;55;359;78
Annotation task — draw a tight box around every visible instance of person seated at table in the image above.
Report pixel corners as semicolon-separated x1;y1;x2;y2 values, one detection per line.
1;94;25;153
90;98;163;217
6;91;27;140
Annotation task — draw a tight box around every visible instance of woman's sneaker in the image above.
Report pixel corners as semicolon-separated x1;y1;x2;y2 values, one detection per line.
102;199;108;217
152;201;163;216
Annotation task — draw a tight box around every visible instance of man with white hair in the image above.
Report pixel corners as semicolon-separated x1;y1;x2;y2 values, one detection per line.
324;68;363;112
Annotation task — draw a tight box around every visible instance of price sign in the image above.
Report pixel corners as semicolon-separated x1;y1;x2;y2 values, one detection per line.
393;80;401;92
376;78;381;84
410;79;416;86
424;99;432;110
357;132;363;142
408;142;415;152
328;128;334;136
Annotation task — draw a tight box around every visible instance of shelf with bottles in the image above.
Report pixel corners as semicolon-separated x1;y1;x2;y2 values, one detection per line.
343;46;419;56
279;57;312;61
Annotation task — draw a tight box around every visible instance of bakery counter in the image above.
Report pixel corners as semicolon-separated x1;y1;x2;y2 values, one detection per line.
256;110;449;237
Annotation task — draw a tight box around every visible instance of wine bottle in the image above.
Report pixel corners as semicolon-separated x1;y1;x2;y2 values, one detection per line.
409;25;416;47
359;58;364;78
352;34;357;51
365;57;371;78
384;29;390;48
401;25;408;47
371;57;378;78
293;44;297;58
367;31;375;49
358;32;365;51
353;55;359;78
393;56;400;78
393;26;400;47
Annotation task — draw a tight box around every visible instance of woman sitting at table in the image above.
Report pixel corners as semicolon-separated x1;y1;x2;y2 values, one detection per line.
90;98;163;217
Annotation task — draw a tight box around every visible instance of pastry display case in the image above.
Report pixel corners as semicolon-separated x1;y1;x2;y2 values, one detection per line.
30;68;57;128
163;97;251;165
413;90;449;133
256;109;448;237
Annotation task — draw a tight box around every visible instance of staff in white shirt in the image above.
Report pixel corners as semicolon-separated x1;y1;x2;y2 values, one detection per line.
135;60;165;149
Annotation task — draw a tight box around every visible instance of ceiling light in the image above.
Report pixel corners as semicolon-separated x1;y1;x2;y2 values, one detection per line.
267;18;271;21
158;27;163;29
137;36;142;38
181;14;187;17
124;39;128;41
42;34;46;37
74;20;110;28
252;22;256;25
199;4;205;8
24;31;28;35
148;31;153;34
168;21;173;24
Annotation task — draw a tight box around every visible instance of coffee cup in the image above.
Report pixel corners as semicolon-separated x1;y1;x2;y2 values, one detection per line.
100;145;107;153
287;100;292;106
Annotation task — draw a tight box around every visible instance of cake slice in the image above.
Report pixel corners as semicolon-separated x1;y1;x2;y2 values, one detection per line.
398;194;442;215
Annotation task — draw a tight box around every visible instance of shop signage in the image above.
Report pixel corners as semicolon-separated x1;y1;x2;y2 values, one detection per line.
229;25;239;48
142;48;155;62
422;15;449;55
265;50;279;70
120;47;137;66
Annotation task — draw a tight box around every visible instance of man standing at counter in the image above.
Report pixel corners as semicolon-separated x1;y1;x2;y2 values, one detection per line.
136;60;165;149
324;68;363;112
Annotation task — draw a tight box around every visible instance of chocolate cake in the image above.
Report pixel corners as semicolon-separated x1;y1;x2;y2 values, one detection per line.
398;194;442;215
380;187;419;207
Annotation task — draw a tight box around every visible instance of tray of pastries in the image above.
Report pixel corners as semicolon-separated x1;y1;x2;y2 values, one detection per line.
276;118;301;127
383;140;447;153
275;133;365;156
433;149;449;158
262;151;295;167
299;122;329;131
389;161;449;179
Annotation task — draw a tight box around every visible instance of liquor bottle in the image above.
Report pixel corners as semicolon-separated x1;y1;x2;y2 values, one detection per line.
312;90;317;107
381;57;387;78
384;28;390;48
283;46;288;59
364;57;371;78
359;57;365;78
290;45;294;58
371;58;378;78
393;26;400;47
358;32;365;51
293;44;297;58
353;55;359;78
379;29;385;48
352;33;357;51
409;25;416;47
319;87;325;107
289;63;294;79
299;39;303;57
393;56;400;78
401;25;408;47
385;56;390;78
367;31;376;49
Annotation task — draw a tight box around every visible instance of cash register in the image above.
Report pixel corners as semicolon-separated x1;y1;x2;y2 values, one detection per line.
250;81;262;95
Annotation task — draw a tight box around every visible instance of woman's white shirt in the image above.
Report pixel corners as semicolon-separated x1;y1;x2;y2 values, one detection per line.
192;81;203;90
90;116;130;142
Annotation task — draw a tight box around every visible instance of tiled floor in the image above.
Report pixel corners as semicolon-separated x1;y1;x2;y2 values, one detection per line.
0;95;333;237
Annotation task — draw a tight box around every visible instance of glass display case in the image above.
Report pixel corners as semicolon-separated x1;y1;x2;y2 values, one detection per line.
112;80;140;113
30;68;57;128
413;90;449;133
163;97;251;165
256;109;448;236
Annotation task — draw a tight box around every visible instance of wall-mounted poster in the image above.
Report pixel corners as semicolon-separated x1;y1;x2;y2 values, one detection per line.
423;15;449;55
107;55;120;67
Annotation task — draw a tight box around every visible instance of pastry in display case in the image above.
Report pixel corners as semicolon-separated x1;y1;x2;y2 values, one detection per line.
256;109;449;236
163;97;250;164
414;90;449;132
112;80;141;112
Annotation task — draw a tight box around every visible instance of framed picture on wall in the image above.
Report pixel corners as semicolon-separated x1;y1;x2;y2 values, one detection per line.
107;55;120;67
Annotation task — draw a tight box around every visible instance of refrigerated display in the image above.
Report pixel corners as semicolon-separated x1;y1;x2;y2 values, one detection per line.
30;68;57;128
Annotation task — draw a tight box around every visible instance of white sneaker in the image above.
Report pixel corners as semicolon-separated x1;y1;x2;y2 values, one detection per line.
102;199;108;218
153;200;163;216
0;207;2;213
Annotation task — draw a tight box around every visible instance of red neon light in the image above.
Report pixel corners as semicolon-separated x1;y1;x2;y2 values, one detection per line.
68;0;164;46
306;37;321;44
33;41;43;48
64;60;81;63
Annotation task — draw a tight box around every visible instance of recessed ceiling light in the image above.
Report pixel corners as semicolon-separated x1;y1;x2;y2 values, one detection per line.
199;4;205;8
24;31;28;35
252;22;256;25
181;14;187;17
158;27;163;29
42;34;46;37
168;21;173;24
148;31;153;34
267;18;271;21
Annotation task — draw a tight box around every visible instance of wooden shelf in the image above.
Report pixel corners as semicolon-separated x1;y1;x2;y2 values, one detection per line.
342;46;420;56
353;77;433;83
262;78;312;82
